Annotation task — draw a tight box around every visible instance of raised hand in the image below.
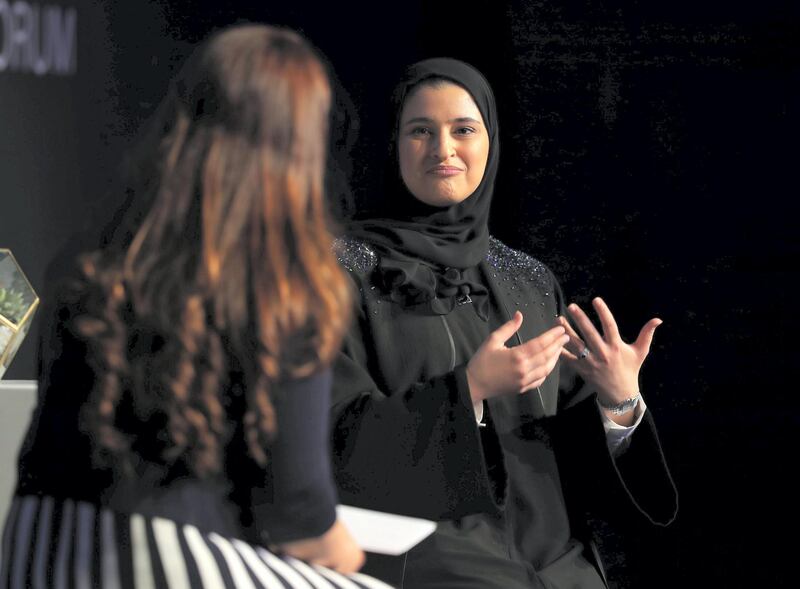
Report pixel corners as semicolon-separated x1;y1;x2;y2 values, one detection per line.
466;311;569;403
559;297;661;423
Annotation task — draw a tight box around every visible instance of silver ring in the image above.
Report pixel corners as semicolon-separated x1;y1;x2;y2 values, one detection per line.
578;346;590;360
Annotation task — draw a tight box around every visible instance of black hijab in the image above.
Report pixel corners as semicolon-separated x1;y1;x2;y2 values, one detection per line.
350;58;499;319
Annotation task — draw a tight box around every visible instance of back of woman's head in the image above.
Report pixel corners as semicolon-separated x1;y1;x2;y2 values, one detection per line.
74;24;350;477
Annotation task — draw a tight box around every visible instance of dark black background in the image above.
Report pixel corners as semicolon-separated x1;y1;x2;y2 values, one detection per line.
1;1;797;585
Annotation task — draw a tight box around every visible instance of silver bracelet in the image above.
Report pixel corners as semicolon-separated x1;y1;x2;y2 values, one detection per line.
597;393;641;415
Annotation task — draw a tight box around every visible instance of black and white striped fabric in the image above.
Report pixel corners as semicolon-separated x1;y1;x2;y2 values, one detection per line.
0;496;393;589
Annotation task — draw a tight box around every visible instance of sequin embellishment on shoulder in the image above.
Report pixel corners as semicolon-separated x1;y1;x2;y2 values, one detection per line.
333;236;379;275
487;236;553;294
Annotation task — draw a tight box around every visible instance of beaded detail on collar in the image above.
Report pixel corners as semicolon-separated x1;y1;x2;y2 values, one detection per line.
486;237;551;293
334;236;379;275
335;236;550;284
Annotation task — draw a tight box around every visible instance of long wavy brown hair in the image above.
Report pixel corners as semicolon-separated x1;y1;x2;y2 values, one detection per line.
72;24;350;478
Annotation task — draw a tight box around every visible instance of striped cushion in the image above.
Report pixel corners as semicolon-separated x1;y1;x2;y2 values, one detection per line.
0;496;393;589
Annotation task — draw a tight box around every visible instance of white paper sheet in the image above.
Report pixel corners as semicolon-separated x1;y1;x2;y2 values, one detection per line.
336;504;437;555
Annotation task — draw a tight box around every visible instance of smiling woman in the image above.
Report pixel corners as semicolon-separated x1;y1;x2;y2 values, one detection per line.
330;57;678;588
398;82;490;206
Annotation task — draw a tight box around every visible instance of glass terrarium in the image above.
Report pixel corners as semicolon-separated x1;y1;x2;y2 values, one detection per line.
0;249;39;379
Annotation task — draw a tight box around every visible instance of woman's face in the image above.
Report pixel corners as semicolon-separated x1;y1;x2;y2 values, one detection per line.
398;82;490;207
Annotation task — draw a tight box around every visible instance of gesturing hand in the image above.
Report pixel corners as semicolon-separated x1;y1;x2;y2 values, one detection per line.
466;311;569;404
559;297;662;411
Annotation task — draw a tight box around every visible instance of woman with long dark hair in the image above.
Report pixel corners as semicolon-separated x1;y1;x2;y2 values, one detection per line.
1;24;390;588
331;58;677;587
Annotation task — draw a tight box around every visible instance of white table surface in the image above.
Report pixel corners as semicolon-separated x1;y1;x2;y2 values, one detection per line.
0;380;37;524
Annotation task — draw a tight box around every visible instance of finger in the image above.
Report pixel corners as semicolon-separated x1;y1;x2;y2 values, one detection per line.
514;335;562;386
559;348;594;377
521;338;566;390
518;324;567;355
543;339;566;372
490;310;524;346
633;318;663;358
560;347;579;362
521;334;568;383
557;315;585;355
525;332;570;368
592;297;621;342
567;303;607;357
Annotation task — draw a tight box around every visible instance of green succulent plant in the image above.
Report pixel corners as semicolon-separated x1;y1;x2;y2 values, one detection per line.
0;287;28;324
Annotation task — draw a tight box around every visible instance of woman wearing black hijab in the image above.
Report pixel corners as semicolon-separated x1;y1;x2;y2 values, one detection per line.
332;59;677;588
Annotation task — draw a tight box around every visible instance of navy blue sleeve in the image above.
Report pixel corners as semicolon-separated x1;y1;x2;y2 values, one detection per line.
254;368;338;544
